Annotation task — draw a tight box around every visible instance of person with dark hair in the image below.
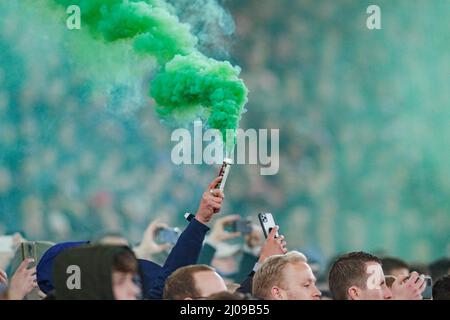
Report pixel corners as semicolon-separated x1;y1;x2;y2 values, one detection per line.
329;252;389;300
52;245;140;300
329;251;426;300
381;257;409;278
429;258;450;283
163;264;227;300
432;275;450;300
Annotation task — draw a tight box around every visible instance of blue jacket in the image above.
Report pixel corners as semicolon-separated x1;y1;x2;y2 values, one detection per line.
36;218;210;299
37;241;89;294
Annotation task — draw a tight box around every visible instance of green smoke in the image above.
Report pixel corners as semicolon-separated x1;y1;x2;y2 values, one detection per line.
54;0;196;63
52;0;248;152
151;53;248;150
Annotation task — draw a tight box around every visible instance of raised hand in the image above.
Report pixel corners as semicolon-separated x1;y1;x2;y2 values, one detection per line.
195;176;225;225
8;258;38;300
258;226;288;264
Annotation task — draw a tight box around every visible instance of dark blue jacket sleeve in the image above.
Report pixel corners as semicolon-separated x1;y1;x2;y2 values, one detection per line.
144;218;209;299
236;271;255;295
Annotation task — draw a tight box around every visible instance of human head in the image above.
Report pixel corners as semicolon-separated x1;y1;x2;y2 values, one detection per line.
328;251;392;300
163;264;227;300
111;248;140;300
432;275;450;300
252;251;321;300
53;245;140;300
429;258;450;283
381;257;409;278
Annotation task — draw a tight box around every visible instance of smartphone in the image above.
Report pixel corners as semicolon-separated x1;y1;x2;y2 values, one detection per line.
230;219;253;234
422;276;432;300
20;242;37;269
20;241;42;300
155;228;180;245
258;212;279;238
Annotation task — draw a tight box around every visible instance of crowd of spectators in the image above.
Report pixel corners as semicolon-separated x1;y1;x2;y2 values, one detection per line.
0;0;449;300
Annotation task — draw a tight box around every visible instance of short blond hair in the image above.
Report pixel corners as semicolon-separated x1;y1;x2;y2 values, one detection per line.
252;251;307;299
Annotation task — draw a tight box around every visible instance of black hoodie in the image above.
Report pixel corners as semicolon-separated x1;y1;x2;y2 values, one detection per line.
52;245;135;300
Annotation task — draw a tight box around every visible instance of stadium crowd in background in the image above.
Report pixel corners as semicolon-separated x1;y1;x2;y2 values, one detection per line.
0;177;448;300
0;0;449;302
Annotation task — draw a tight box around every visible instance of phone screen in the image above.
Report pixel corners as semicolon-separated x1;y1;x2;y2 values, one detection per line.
155;228;180;245
422;276;432;300
20;242;37;269
231;220;253;234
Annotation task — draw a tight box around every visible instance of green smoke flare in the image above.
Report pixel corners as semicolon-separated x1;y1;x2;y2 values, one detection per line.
151;52;248;151
52;0;248;152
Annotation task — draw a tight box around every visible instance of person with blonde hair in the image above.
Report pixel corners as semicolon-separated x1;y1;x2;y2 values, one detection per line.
252;251;321;300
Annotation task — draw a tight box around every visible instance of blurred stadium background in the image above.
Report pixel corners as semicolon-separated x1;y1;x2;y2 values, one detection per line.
0;0;449;265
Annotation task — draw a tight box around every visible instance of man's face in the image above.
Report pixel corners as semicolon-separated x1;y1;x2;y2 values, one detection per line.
112;271;140;300
192;270;227;298
351;262;392;300
274;261;321;300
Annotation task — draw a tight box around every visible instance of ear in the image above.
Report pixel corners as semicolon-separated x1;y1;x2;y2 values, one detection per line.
271;286;286;300
347;286;361;300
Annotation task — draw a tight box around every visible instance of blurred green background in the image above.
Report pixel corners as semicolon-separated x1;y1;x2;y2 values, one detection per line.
0;0;449;264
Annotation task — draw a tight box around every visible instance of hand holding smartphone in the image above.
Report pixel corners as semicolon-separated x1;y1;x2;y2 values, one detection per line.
403;274;432;300
155;228;180;245
401;273;433;300
258;212;279;238
228;219;253;235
